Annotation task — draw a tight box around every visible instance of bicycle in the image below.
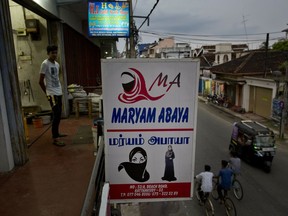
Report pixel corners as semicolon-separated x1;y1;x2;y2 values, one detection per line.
232;176;243;200
211;180;237;216
228;158;244;201
195;181;215;216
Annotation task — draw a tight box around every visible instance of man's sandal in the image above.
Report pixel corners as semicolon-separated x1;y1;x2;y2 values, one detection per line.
53;140;65;147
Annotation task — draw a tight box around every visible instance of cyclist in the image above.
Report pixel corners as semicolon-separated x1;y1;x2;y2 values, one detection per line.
216;160;234;203
229;152;241;180
195;165;214;203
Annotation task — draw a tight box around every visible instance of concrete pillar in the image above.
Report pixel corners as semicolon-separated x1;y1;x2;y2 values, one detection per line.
0;0;28;169
0;69;14;171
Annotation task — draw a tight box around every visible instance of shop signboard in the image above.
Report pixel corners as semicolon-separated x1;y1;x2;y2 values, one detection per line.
272;98;283;122
88;1;130;37
101;59;200;202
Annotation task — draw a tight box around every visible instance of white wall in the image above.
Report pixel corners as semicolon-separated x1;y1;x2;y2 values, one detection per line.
242;77;277;111
215;43;232;53
215;43;232;64
10;1;51;111
31;0;84;36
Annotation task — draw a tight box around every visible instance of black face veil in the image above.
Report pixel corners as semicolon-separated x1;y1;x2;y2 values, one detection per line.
118;147;150;182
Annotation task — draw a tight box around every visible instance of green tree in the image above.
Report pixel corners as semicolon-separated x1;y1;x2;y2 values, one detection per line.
279;61;288;76
272;40;288;51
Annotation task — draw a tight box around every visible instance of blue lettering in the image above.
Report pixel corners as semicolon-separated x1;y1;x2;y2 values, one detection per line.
182;108;189;122
148;136;190;145
157;107;189;123
158;108;165;123
134;108;141;123
109;138;119;145
111;108;121;123
139;108;147;123
111;107;156;123
171;108;178;122
128;108;135;124
165;108;172;123
121;108;128;123
147;108;156;122
109;134;145;146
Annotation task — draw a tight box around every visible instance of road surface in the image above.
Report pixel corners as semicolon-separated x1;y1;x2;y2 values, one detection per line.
120;101;288;216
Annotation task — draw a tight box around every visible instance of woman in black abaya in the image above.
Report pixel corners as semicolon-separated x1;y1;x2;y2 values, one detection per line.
118;147;150;182
162;145;177;181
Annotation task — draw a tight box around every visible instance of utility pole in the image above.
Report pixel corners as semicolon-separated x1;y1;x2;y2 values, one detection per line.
128;0;136;58
280;63;288;139
280;85;286;139
264;33;269;78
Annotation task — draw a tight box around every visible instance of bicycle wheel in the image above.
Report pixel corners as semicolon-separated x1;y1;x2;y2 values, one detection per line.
196;190;204;205
232;179;243;200
204;198;214;216
194;181;204;205
211;182;219;200
224;198;237;216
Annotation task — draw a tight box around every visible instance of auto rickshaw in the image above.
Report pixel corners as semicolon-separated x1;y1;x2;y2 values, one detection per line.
229;120;276;172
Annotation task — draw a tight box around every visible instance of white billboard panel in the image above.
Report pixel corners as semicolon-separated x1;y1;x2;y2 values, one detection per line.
101;59;199;202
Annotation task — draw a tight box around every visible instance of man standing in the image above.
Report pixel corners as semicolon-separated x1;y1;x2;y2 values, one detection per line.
39;45;66;147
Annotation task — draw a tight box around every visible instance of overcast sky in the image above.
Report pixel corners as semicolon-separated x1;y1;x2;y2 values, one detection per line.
117;0;288;52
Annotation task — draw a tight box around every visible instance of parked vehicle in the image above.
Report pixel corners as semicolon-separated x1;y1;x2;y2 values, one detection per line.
206;94;218;104
206;94;232;108
229;120;276;173
222;96;232;108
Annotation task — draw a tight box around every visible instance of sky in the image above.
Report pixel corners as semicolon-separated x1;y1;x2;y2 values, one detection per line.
117;0;288;53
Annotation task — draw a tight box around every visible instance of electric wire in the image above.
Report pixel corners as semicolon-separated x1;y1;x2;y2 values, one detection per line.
140;30;283;38
137;0;160;31
133;0;138;13
126;1;285;51
27;123;52;148
138;30;284;45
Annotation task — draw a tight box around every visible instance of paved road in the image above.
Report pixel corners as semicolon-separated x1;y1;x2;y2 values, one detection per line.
120;101;288;216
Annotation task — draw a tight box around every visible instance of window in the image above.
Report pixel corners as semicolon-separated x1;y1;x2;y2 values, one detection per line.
254;136;275;147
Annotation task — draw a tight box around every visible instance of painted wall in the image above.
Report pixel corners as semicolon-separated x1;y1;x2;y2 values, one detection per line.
9;1;50;111
243;77;277;112
149;37;175;58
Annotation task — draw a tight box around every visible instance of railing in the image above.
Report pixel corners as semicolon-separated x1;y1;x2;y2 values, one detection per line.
81;136;105;216
98;183;110;216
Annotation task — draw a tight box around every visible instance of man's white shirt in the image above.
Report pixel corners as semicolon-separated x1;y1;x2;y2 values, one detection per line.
196;171;214;192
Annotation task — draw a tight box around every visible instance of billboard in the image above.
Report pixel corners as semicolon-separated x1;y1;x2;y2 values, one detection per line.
88;1;130;37
101;59;200;203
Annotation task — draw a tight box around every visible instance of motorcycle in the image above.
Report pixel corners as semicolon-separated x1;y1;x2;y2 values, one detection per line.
206;94;218;104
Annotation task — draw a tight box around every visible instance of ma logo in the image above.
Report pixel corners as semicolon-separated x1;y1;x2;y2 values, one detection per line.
118;68;181;104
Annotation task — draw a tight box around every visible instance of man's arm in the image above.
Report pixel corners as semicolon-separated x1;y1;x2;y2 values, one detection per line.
39;73;46;93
